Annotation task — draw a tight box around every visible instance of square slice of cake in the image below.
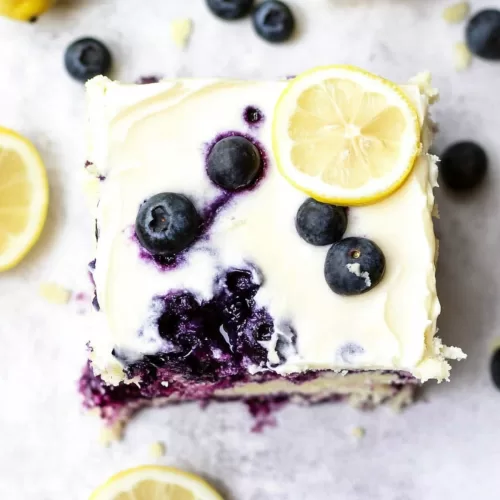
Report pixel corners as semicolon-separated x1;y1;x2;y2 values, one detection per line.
80;67;465;426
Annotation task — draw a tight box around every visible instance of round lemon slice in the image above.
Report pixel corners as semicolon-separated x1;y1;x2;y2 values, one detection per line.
89;465;224;500
272;65;421;205
0;126;48;272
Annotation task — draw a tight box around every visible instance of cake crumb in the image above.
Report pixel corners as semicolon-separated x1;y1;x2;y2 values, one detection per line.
99;421;124;447
169;18;193;48
442;2;470;24
39;282;71;304
453;42;472;71
432;203;440;219
350;426;366;439
408;72;439;104
149;441;166;459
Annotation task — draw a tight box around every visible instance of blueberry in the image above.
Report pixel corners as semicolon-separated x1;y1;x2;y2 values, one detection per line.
207;136;262;191
296;198;347;246
252;1;295;43
491;348;500;390
135;193;201;255
244;106;264;126
64;37;112;82
440;141;487;190
206;0;254;20
466;9;500;60
324;237;385;296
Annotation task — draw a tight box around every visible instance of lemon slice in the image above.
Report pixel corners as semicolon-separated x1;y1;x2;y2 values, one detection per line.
0;127;48;271
273;65;421;205
89;465;224;500
0;0;55;21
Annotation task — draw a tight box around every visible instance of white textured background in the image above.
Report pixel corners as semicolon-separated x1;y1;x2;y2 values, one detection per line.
1;0;500;498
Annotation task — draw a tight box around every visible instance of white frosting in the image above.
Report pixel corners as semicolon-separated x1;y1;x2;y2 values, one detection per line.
85;73;465;385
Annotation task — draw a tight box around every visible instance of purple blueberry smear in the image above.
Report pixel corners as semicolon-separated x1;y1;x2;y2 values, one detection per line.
440;141;487;190
206;0;254;20
252;1;295;43
324;237;386;296
92;295;100;311
64;37;112;82
466;9;500;60
137;76;161;84
491;347;500;390
207;136;262;191
119;269;273;382
135;193;201;256
296;198;347;246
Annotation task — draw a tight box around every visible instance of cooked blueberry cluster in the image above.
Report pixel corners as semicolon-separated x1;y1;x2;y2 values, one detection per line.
116;269;295;383
295;198;386;295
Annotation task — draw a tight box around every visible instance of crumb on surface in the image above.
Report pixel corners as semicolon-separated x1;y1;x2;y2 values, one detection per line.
169;18;193;48
350;426;366;439
99;421;124;447
442;2;470;24
149;441;166;459
38;282;72;304
453;42;472;71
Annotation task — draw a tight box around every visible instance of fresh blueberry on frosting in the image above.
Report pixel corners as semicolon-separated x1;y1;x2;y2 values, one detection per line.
64;37;112;82
466;9;500;60
440;141;487;190
206;0;254;20
295;198;347;246
207;136;262;191
491;347;500;390
135;193;201;256
252;1;295;43
324;237;386;296
244;106;264;126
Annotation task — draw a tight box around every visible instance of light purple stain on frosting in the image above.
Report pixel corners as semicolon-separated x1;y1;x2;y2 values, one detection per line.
338;343;365;364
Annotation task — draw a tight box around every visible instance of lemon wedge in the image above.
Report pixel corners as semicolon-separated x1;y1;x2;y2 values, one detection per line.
0;0;54;21
89;465;224;500
272;65;421;205
0;127;48;271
